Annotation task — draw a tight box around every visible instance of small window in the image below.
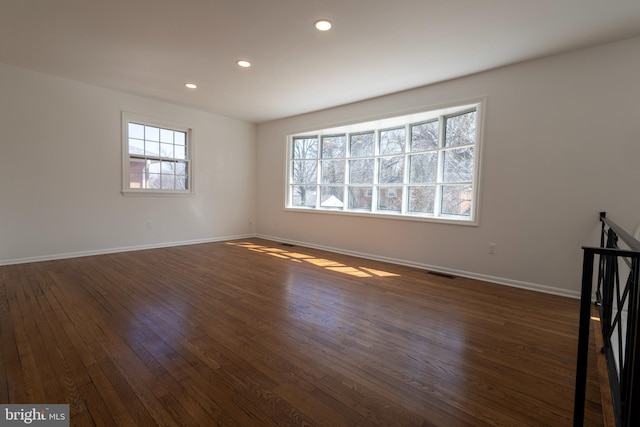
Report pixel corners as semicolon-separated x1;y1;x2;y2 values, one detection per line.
286;100;484;223
122;113;193;194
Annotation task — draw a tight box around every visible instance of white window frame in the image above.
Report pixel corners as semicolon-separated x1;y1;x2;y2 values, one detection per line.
285;98;484;224
121;112;194;196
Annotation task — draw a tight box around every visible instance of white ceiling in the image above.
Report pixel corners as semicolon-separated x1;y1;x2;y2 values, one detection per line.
2;0;640;123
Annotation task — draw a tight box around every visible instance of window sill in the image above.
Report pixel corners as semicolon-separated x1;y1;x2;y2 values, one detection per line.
284;206;478;226
121;190;195;197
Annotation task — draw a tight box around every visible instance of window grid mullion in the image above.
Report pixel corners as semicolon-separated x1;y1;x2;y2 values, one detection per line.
286;102;479;221
372;131;380;213
343;133;351;210
434;115;446;217
402;123;410;215
341;152;347;211
124;115;191;193
316;138;321;208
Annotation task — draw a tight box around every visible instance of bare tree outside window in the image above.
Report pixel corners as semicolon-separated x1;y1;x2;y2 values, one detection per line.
442;184;473;216
441;111;476;216
146;160;188;190
291;137;318;206
350;132;374;157
409;153;437;183
378;187;403;211
287;103;481;221
380;128;405;155
349;159;374;184
378;156;404;184
322;135;346;158
445;111;476;147
411;120;439;151
409;186;435;214
348;187;372;210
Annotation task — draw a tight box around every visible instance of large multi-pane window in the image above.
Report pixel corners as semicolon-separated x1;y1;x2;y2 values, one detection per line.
122;113;192;194
287;102;482;223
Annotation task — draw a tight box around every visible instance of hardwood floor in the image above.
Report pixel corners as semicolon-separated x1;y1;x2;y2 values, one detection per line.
1;238;603;426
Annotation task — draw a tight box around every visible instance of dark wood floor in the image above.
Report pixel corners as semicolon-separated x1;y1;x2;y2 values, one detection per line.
1;238;603;426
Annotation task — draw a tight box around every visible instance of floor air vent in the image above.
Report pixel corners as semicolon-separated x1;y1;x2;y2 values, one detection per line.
428;271;456;279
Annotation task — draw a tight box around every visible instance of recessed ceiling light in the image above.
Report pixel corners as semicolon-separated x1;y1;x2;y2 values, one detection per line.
314;19;332;31
184;83;197;89
236;60;251;68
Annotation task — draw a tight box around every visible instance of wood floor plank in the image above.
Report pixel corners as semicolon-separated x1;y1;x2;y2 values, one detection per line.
0;238;604;426
9;267;48;403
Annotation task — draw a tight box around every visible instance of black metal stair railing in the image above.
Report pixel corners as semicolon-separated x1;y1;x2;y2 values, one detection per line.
574;212;640;426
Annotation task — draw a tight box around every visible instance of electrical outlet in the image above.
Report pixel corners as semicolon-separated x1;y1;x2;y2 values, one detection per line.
146;221;153;230
488;243;496;254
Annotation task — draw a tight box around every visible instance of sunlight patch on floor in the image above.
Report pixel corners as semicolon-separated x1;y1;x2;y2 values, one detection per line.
326;266;372;277
266;252;290;259
227;241;400;278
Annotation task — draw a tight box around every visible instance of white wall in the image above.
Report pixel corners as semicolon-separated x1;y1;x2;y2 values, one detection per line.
256;37;640;297
0;63;256;263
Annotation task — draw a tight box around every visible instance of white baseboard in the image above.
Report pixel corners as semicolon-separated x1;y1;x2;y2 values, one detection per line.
1;233;580;300
0;234;256;266
255;233;580;299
